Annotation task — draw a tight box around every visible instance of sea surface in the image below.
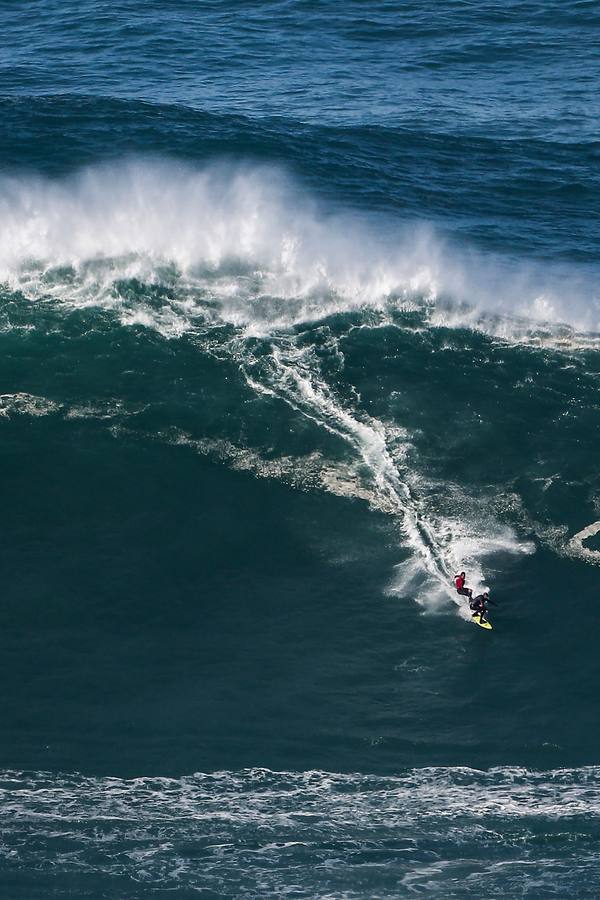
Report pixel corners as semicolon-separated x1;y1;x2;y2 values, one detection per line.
1;1;600;897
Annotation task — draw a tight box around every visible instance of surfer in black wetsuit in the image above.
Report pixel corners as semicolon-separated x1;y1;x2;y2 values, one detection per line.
454;571;472;599
469;590;495;622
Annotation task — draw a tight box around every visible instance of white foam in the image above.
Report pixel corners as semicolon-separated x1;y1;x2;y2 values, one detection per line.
2;765;599;825
1;158;599;340
1;763;599;900
567;520;600;565
0;392;60;417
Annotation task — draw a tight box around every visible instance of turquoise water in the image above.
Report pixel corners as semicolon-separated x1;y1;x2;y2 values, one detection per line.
2;2;600;896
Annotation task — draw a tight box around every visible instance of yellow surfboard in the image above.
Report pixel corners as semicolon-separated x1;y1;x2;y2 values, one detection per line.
472;614;492;630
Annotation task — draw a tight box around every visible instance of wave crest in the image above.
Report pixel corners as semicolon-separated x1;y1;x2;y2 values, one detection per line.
2;158;599;338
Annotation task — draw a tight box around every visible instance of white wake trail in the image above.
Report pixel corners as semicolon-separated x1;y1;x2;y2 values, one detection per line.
240;339;469;609
238;330;536;614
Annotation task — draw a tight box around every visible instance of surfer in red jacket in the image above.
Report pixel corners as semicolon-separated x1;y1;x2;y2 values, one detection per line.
454;571;473;599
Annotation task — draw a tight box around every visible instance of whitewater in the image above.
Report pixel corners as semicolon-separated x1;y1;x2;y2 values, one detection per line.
2;160;599;336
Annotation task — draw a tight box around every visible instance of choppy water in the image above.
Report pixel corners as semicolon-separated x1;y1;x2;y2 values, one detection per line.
2;1;600;896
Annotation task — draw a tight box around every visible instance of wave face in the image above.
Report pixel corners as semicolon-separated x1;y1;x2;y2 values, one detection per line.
0;159;596;599
3;0;600;897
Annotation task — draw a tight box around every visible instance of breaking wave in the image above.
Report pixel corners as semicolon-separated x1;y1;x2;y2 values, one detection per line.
1;158;599;338
2;158;594;608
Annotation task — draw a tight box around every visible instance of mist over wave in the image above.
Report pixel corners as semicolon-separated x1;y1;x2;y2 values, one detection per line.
2;158;599;337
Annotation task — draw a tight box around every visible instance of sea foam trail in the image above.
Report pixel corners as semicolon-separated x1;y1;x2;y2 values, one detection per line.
567;521;600;566
239;338;532;612
1;158;599;337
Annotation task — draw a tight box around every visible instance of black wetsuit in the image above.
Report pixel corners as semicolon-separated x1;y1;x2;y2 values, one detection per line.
470;594;490;619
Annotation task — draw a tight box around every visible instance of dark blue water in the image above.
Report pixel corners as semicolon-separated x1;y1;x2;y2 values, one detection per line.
1;2;600;896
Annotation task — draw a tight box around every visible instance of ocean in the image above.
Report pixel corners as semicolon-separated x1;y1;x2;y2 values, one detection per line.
1;1;600;896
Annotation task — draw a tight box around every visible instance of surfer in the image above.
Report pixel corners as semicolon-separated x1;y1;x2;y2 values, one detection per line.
469;590;495;623
454;572;472;599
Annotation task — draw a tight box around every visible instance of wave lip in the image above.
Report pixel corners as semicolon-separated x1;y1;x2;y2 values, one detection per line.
1;158;600;340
